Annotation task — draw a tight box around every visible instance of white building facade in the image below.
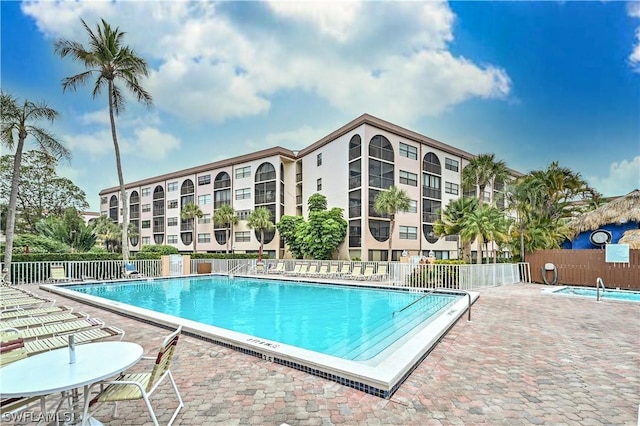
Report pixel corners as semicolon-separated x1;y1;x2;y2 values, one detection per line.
99;114;515;261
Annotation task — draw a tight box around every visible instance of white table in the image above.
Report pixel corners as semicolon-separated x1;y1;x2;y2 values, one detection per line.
0;341;143;424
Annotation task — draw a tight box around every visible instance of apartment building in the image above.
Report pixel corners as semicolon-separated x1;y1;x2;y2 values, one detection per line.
99;113;514;261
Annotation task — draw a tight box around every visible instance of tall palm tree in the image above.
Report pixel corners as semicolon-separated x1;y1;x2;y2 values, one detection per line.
1;92;70;277
373;186;411;261
54;19;153;262
213;204;238;253
433;197;478;262
505;175;545;261
91;214;120;252
247;207;275;261
461;153;509;206
181;203;203;253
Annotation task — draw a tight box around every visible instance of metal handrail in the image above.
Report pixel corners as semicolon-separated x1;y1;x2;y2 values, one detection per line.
392;288;438;317
596;277;606;302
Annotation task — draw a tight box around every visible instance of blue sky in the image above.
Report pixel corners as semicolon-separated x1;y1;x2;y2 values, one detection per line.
2;1;639;212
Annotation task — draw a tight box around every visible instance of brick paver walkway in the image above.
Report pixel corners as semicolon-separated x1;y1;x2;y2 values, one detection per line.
6;283;639;425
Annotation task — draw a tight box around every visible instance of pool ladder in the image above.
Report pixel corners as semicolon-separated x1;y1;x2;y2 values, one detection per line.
228;264;248;278
596;277;606;302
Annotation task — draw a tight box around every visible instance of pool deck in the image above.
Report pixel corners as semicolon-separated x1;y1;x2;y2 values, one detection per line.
9;283;640;425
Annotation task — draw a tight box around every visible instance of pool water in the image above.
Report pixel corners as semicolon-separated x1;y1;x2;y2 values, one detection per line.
66;276;460;361
553;286;640;302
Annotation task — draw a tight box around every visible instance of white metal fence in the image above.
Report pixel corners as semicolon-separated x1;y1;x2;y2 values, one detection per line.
3;258;530;289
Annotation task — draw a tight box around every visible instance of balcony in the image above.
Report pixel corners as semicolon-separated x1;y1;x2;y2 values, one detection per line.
422;187;441;200
349;175;361;190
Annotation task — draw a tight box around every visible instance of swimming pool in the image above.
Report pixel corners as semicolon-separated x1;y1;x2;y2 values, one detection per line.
547;286;640;303
42;275;478;398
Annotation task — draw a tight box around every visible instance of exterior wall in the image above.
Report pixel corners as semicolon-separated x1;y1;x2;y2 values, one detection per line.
99;114;519;260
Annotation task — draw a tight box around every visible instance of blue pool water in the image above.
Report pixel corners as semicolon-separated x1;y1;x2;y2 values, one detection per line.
553;286;640;302
66;276;460;361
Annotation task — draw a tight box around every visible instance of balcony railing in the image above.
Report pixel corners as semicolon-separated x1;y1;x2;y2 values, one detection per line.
422;187;441;200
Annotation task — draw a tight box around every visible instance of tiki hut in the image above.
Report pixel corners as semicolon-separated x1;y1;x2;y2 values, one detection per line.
566;189;640;249
619;229;640;249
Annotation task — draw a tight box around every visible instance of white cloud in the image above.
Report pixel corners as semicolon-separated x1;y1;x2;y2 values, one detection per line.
246;125;329;151
587;156;640;197
129;127;181;160
23;1;510;125
628;1;640;71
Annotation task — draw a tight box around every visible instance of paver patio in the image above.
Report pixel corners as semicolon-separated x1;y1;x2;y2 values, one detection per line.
4;283;639;425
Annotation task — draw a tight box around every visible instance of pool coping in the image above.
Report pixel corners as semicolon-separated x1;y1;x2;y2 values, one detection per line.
40;275;479;398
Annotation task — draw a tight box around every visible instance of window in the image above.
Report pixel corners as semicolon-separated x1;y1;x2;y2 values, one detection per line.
317;153;322;166
167;235;178;244
236;209;250;220
142;220;151;229
317;178;322;191
399;170;418;186
198;194;211;205
167;182;178;192
168;217;178;226
399;143;417;160
445;158;459;172
168;200;178;209
141;187;151;197
235;231;250;242
399;225;418;240
198;214;211;224
484;191;491;203
408;199;418;213
198;233;211;243
445;181;459;195
235;188;251;200
142;236;151;245
198;175;211;186
141;203;151;213
100;196;108;205
235;166;251;179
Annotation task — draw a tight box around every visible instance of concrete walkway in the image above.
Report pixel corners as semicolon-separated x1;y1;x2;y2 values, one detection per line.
9;283;640;425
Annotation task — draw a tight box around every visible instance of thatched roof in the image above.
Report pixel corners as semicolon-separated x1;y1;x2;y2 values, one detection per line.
619;229;640;249
567;189;640;238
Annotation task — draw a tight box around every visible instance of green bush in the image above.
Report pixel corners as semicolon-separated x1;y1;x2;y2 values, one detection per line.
134;245;179;259
190;253;261;260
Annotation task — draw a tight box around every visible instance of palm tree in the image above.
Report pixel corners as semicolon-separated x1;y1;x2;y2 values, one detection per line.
213;204;238;253
433;197;478;262
460;204;506;265
461;153;509;206
373;186;411;261
247;207;275;261
181;203;203;253
54;19;153;262
1;92;70;277
91;215;120;252
505;175;545;261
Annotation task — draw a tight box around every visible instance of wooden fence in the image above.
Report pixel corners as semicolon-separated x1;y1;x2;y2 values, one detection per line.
527;249;640;290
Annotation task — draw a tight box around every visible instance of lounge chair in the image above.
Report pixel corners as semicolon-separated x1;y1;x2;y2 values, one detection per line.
285;263;303;276
0;305;71;321
25;326;124;355
0;295;55;310
345;264;363;280
358;265;375;281
48;265;75;283
268;262;286;274
334;263;351;278
371;263;389;281
314;264;330;278
299;264;317;277
295;263;309;276
18;318;104;341
0;311;88;330
83;326;184;426
122;262;143;278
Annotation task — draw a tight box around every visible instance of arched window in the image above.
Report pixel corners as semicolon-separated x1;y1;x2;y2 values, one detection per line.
369;219;389;242
423;152;441;175
109;195;118;221
129;190;140;247
369;135;394;162
424;224;439;243
214;172;231;189
254;162;276;245
180;179;195;245
349;134;362;161
152;185;165;245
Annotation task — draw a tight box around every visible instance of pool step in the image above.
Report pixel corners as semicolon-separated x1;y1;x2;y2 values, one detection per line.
330;295;456;360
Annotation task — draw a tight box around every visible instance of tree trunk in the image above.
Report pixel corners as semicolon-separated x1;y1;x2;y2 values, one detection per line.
388;215;395;261
476;236;484;265
192;218;197;253
519;221;525;262
226;224;232;254
108;81;129;262
478;184;486;206
3;130;26;278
